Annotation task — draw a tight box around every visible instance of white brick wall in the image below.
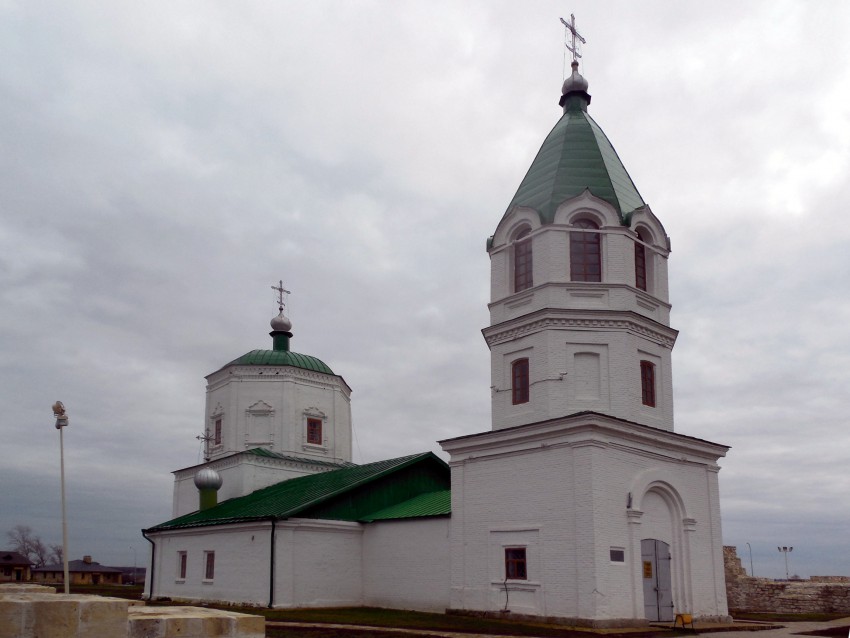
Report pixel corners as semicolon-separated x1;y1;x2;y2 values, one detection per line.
362;518;450;612
485;194;675;434
441;412;730;623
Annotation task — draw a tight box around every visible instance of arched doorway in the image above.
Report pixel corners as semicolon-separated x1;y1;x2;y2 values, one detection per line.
641;538;673;621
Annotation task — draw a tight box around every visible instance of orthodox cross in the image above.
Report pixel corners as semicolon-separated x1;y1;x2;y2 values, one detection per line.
196;428;213;463
560;13;586;61
272;279;291;313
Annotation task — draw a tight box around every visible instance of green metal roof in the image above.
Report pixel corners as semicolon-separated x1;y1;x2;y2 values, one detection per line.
146;452;449;532
504;95;645;226
359;489;451;522
221;349;334;375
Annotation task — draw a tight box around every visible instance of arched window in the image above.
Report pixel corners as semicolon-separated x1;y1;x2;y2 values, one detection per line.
640;360;656;407
634;233;647;291
570;219;601;282
512;358;529;405
514;228;533;292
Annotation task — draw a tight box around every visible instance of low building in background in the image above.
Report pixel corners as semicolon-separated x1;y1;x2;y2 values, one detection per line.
0;551;32;582
32;555;123;586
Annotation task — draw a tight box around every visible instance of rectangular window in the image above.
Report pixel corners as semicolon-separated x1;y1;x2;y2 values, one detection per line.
570;220;602;282
640;360;656;407
307;418;322;445
214;419;222;445
635;242;647;291
178;552;187;579
514;231;533;292
204;551;215;580
505;548;527;580
610;548;625;562
511;358;529;405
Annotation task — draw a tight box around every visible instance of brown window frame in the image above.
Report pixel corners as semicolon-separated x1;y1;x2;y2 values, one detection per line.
511;358;529;405
513;228;533;292
307;418;323;445
204;551;215;580
178;552;187;579
505;547;527;580
570;219;602;282
640;360;656;407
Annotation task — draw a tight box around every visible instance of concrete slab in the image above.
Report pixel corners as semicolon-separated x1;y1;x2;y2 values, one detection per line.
128;605;265;638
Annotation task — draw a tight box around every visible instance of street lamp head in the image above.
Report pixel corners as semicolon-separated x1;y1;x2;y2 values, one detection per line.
52;401;69;429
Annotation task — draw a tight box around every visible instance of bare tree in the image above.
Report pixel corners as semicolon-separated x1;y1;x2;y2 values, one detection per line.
6;525;50;567
48;544;63;565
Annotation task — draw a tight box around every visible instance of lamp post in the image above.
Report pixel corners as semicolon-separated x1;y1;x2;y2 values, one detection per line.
778;546;793;580
745;542;754;577
52;401;70;594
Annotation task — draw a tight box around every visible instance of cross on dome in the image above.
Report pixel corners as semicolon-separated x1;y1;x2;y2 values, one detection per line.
271;279;291;314
560;13;586;62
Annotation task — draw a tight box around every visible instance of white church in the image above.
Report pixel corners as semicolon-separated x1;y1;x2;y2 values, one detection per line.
143;53;731;627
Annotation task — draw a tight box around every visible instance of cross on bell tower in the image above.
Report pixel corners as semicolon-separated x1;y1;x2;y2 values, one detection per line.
560;13;586;61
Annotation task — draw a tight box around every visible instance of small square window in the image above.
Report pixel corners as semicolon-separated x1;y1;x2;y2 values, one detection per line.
610;548;625;562
307;418;322;445
505;547;527;580
204;551;215;580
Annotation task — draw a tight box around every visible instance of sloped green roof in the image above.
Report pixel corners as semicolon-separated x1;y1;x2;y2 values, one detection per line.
222;349;334;375
504;96;645;225
146;452;449;531
359;489;451;522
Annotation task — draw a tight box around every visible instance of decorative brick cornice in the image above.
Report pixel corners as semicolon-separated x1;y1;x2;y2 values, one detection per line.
483;312;677;348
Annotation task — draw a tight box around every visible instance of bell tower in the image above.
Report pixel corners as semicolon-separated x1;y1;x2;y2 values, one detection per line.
484;59;677;432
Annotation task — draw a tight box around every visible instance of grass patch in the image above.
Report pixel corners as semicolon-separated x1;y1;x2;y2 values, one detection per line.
258;607;665;637
732;612;850;623
796;628;850;638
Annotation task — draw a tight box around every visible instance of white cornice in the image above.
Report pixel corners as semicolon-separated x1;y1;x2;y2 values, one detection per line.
439;412;728;465
482;308;678;348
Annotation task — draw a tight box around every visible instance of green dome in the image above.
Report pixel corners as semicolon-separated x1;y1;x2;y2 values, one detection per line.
224;349;334;375
504;94;645;226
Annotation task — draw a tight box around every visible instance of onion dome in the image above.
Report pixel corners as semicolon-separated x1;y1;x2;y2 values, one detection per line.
501;61;645;228
194;467;222;490
270;310;292;333
561;59;589;95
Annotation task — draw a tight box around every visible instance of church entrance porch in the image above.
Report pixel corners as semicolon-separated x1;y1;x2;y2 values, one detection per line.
642;539;673;621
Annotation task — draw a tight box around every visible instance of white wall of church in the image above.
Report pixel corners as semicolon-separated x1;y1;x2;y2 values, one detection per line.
442;416;729;623
275;519;364;608
362;518;451;612
488;327;674;432
147;522;273;606
204;367;352;465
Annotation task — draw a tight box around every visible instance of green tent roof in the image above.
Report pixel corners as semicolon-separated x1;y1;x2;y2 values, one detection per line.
504;95;645;226
221;349;334;375
146;452;449;531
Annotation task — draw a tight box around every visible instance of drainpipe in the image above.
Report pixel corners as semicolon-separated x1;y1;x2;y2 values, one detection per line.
141;529;155;600
268;518;276;608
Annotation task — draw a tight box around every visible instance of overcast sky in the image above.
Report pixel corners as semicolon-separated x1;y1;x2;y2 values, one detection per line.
2;1;848;582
